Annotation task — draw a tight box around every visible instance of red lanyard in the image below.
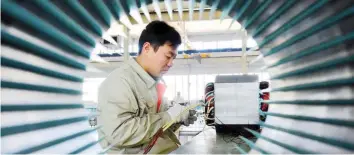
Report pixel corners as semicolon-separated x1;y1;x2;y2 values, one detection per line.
143;82;166;154
156;82;166;113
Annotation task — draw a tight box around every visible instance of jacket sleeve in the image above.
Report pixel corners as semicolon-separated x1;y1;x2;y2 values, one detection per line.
97;77;172;148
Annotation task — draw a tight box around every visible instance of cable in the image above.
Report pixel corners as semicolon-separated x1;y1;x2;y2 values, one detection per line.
215;116;237;143
204;82;215;126
215;116;254;145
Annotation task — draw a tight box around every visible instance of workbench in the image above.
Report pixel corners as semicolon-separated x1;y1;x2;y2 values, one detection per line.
171;127;255;154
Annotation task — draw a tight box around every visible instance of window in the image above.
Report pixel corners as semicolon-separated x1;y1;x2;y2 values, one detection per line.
191;41;203;50
134;44;139;53
128;45;133;53
232;40;243;48
83;74;267;105
175;75;183;99
182;75;189;100
217;40;232;49
203;41;217;49
205;74;217;86
259;72;270;82
196;74;205;100
218;73;233;75
178;43;185;52
189;75;197;100
163;76;176;100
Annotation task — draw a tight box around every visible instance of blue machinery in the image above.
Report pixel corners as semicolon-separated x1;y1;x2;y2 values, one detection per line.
1;0;354;153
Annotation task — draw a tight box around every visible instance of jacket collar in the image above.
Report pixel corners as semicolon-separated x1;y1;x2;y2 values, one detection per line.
128;58;158;89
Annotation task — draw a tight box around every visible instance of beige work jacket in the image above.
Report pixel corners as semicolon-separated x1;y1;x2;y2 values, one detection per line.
97;58;179;154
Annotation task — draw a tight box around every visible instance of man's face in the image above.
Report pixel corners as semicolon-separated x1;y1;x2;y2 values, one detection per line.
145;42;177;77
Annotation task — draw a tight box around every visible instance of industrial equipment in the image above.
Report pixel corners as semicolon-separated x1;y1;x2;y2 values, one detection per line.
212;75;260;134
204;82;215;126
259;81;269;121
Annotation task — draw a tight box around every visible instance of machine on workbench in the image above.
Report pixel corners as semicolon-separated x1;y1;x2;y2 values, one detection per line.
204;75;260;135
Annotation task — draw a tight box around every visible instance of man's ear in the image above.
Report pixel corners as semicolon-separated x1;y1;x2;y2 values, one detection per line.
141;42;151;55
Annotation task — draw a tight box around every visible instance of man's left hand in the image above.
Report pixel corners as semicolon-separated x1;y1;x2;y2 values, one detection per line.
182;110;197;126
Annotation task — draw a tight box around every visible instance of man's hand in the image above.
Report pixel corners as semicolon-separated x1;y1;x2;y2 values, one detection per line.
167;104;197;126
182;110;197;126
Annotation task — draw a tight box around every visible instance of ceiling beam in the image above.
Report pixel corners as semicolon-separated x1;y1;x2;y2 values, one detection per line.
198;0;207;20
176;0;183;20
220;0;238;22
128;10;225;24
189;0;195;21
230;0;252;28
139;0;151;22
128;0;144;24
164;0;173;20
152;0;162;20
209;0;220;20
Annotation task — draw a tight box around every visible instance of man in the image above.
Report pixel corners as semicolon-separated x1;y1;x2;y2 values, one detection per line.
97;21;197;154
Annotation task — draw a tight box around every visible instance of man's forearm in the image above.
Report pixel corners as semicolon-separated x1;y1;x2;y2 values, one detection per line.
109;111;172;147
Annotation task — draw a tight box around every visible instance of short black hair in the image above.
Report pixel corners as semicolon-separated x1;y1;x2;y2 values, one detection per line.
138;21;182;55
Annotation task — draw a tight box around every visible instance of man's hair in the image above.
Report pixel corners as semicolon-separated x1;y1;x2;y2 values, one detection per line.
138;21;182;55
